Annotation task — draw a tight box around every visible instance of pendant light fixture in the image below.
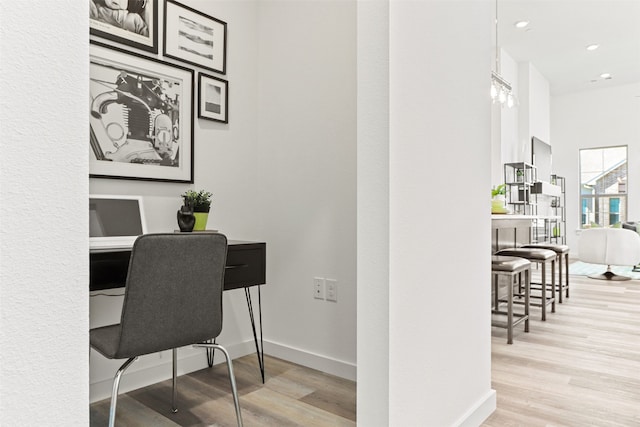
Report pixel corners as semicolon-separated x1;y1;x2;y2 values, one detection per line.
491;0;516;108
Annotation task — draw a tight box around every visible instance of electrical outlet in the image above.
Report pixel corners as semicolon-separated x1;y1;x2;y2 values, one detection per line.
314;277;325;299
326;279;337;302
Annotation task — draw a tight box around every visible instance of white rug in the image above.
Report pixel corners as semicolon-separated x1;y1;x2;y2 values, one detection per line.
569;261;640;280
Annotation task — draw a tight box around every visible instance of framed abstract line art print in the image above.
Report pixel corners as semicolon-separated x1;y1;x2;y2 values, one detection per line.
198;73;228;123
89;41;194;183
163;0;227;74
90;0;159;54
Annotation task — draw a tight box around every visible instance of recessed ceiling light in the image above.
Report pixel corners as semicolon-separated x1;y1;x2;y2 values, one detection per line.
600;73;612;79
586;44;600;51
514;21;529;29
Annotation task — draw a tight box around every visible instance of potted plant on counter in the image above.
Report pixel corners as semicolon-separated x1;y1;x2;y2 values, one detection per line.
181;189;213;231
491;184;507;214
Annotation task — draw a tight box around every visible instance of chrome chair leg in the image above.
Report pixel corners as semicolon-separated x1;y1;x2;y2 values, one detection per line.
195;343;243;427
109;357;137;427
172;348;178;413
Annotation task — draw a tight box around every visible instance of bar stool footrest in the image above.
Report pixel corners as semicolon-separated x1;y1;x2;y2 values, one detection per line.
491;311;529;329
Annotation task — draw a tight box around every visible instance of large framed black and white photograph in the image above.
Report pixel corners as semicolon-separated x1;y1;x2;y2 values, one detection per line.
198;73;228;123
90;0;159;54
89;41;194;183
163;0;227;74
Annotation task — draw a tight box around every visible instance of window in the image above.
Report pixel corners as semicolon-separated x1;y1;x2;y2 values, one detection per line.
579;146;627;228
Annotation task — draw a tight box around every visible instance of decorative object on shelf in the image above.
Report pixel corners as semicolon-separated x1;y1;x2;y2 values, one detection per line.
491;184;508;214
89;41;194;183
90;0;159;53
163;0;227;74
490;0;517;108
181;189;213;231
198;73;228;123
177;205;196;232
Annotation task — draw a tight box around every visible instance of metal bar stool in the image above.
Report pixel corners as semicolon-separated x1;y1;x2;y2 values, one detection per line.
521;243;570;302
491;256;531;344
494;247;556;321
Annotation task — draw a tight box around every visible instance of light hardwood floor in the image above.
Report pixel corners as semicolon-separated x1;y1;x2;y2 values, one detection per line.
91;273;640;426
90;353;356;427
484;273;640;426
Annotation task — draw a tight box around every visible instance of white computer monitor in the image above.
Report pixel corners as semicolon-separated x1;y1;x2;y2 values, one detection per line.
89;194;147;251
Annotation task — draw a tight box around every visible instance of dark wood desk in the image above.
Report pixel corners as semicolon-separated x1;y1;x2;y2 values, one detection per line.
90;240;267;381
90;240;265;291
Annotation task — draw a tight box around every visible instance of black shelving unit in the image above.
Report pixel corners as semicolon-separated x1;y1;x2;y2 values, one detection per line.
549;175;566;244
504;162;537;216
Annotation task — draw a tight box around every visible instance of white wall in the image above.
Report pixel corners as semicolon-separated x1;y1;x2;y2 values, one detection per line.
0;1;90;425
357;1;496;425
255;0;357;377
498;50;521;167
513;62;551;169
552;82;640;253
357;0;390;423
493;57;552;192
527;64;551;147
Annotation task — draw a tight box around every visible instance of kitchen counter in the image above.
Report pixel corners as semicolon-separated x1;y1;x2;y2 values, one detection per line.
492;214;561;220
491;215;534;252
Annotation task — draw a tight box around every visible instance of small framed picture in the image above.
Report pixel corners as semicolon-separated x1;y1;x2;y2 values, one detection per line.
90;0;159;54
198;73;228;123
164;0;227;74
89;41;194;183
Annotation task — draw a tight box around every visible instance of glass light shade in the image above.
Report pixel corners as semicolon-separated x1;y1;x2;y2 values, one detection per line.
498;87;507;103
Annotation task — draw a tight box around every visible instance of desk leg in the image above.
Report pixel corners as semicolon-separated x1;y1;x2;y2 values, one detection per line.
205;286;265;382
206;338;217;368
245;285;265;383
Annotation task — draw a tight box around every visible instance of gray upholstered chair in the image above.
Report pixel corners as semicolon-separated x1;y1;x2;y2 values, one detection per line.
90;233;243;427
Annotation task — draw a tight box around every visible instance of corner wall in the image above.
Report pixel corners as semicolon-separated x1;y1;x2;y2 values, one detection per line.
358;1;496;424
0;1;90;424
357;0;390;423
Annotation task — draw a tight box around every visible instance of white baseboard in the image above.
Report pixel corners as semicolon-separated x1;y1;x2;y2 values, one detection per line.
263;340;357;381
90;340;255;403
90;339;356;403
454;389;497;427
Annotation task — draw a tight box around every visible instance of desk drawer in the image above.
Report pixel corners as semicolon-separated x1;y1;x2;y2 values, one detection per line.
90;241;266;292
225;242;266;290
90;251;130;291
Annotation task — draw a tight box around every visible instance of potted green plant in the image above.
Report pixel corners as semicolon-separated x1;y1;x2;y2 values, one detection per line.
181;190;213;231
491;184;507;214
491;184;506;199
